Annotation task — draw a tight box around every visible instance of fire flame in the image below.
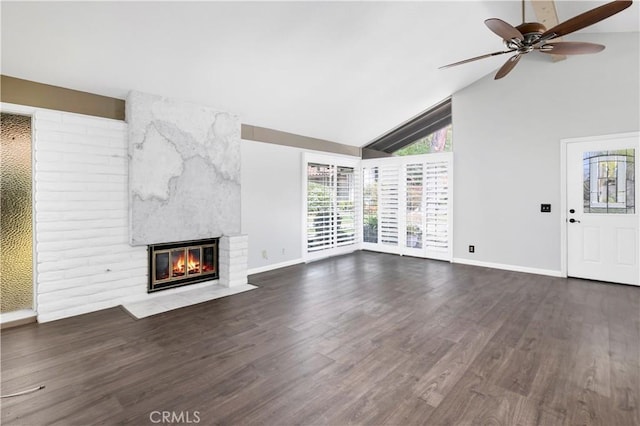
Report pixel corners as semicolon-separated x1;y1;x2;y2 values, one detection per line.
172;251;200;276
187;253;199;274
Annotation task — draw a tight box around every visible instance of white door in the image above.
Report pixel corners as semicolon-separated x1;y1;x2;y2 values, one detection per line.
566;133;639;285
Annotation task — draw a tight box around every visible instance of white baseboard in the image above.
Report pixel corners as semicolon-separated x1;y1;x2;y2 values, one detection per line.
248;258;304;275
452;257;564;278
249;255;564;278
1;309;37;325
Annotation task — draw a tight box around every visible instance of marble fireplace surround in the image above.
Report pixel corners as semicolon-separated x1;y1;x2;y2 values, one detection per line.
125;91;250;314
127;91;241;245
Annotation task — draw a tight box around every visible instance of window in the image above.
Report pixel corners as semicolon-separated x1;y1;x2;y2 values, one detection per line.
306;163;333;252
583;149;635;214
394;124;452;156
406;163;423;248
363;167;378;243
363;98;452;157
378;164;400;247
304;154;359;260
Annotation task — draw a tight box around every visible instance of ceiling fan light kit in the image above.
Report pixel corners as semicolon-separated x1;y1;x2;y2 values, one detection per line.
440;0;633;79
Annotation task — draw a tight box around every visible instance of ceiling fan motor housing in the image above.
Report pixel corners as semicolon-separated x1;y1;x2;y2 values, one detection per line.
516;22;547;36
505;22;547;51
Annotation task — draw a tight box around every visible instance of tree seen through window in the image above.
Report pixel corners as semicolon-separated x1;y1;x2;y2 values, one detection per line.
394;124;452;156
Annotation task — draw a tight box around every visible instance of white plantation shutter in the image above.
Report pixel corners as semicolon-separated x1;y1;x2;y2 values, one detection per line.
336;166;357;247
306;163;335;253
424;159;451;260
379;165;400;247
304;154;359;260
405;163;424;250
361;153;452;261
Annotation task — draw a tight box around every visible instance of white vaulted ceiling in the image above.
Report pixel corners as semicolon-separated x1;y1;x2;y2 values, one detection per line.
1;1;638;147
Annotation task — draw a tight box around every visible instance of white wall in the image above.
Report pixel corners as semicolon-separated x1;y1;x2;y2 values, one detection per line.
241;139;362;273
452;32;640;273
241;140;305;273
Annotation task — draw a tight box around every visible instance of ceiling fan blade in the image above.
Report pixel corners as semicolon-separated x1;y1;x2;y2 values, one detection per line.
485;18;524;41
494;54;521;80
439;49;516;69
539;0;632;41
538;41;606;55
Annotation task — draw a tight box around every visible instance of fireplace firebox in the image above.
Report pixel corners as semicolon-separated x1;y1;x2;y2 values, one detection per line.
148;238;219;292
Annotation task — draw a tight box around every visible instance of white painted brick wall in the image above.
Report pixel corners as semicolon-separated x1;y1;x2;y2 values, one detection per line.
33;110;148;322
219;235;248;288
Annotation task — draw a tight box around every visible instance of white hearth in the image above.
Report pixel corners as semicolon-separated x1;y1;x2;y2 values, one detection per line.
122;282;256;319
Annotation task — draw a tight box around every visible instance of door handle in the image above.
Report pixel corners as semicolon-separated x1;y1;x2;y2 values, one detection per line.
569;218;581;223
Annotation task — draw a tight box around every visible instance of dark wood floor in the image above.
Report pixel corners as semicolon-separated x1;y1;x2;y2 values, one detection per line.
1;251;639;425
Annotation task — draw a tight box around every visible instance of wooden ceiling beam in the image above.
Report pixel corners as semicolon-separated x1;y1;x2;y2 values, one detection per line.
530;0;567;62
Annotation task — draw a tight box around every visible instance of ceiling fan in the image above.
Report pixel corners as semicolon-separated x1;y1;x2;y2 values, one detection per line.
440;0;633;79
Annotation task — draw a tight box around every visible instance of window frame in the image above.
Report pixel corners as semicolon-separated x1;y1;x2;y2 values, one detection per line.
302;153;361;262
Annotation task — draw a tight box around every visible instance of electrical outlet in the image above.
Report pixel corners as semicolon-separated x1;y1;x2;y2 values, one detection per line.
261;250;268;259
469;245;475;253
541;204;551;213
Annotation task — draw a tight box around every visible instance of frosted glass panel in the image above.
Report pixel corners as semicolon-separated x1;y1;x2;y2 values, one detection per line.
1;113;33;313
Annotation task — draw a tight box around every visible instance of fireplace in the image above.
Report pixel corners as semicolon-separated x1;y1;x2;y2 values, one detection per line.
148;238;219;292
